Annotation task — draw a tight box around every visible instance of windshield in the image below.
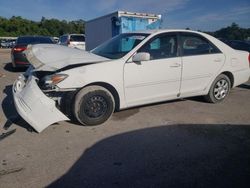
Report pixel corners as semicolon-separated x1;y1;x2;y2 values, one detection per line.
70;35;85;42
92;33;149;59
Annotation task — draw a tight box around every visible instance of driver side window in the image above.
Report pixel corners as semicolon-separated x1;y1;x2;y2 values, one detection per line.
138;34;177;60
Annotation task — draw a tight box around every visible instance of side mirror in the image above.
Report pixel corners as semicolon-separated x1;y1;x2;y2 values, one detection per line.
132;52;150;62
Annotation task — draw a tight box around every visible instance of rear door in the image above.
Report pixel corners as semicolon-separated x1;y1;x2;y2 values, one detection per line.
179;33;225;96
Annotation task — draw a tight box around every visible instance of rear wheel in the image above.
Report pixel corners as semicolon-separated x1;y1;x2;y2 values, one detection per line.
74;86;115;126
204;74;231;103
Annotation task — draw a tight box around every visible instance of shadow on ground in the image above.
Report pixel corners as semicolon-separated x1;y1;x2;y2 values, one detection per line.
4;62;26;73
238;83;250;90
2;85;33;131
48;124;250;188
112;98;184;121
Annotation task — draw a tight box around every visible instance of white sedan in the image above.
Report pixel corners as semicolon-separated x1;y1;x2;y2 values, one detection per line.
13;30;250;132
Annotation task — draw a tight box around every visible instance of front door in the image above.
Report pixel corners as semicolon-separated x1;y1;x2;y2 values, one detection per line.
124;33;182;107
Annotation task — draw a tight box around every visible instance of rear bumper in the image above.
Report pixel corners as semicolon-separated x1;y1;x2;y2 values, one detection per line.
233;69;250;87
68;43;85;50
13;74;69;133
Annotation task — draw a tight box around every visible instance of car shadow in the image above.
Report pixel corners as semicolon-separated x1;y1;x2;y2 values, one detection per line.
238;84;250;90
186;96;206;103
66;99;185;126
3;62;27;73
2;85;34;131
47;124;250;188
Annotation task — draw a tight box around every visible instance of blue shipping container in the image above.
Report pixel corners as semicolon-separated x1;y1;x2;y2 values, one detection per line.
86;11;162;50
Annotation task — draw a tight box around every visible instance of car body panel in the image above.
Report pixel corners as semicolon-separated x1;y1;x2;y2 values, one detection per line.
229;50;250;87
68;41;85;50
11;36;54;68
124;57;182;106
57;60;127;108
25;44;109;71
59;34;86;50
12;29;250;132
13;75;69;132
180;53;226;96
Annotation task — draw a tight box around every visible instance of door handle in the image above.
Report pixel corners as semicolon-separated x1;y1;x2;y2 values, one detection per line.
170;63;181;68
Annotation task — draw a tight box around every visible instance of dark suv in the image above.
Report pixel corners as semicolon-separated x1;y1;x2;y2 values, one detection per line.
220;39;250;52
11;36;54;68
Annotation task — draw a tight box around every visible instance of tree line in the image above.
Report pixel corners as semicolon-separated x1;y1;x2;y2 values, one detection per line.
0;16;85;37
0;16;249;40
205;23;250;41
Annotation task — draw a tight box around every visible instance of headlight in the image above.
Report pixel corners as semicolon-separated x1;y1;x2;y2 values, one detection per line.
43;74;68;86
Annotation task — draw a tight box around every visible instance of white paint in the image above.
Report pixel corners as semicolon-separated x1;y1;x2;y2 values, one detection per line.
13;75;69;133
13;29;250;132
25;44;109;71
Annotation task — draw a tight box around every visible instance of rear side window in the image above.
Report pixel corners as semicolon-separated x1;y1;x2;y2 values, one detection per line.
70;35;85;42
181;34;220;56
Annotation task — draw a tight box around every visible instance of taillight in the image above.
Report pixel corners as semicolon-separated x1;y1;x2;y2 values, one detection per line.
248;53;250;65
13;46;27;52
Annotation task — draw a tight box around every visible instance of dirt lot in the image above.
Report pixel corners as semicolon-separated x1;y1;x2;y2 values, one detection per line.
0;49;250;188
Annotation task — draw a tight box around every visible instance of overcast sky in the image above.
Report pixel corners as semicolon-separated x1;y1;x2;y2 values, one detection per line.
0;0;249;31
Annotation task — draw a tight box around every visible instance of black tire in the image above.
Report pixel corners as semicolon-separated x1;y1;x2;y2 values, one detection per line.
204;74;231;103
73;86;115;126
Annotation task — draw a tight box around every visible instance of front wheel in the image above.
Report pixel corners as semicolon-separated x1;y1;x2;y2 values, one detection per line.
204;74;231;103
73;86;115;126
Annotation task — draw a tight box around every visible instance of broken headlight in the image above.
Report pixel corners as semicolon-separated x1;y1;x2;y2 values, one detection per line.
41;74;68;90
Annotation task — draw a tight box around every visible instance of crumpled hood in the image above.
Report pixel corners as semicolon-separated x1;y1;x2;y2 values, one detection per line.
25;44;110;71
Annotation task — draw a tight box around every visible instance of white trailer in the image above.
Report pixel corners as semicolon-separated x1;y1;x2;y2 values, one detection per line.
86;11;162;51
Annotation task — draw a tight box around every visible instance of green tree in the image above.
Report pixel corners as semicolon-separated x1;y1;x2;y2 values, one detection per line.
0;16;85;37
213;23;250;40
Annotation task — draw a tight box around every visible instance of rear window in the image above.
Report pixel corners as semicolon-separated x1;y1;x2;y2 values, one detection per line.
70;35;85;42
17;37;53;45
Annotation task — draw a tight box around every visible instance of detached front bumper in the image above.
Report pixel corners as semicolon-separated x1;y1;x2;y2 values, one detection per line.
12;74;69;133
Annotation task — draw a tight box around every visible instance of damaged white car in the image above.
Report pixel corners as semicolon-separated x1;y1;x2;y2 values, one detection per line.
13;30;250;132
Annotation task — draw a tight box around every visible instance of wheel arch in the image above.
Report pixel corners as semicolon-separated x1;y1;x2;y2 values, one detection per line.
84;82;120;111
220;71;234;88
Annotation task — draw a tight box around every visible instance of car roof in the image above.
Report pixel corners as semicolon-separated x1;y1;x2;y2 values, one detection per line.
128;29;205;35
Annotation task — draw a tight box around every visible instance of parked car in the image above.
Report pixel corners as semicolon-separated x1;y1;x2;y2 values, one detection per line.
1;39;16;48
11;36;54;68
53;37;59;43
0;40;7;48
220;39;250;52
59;34;85;50
9;39;16;48
13;30;250;132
